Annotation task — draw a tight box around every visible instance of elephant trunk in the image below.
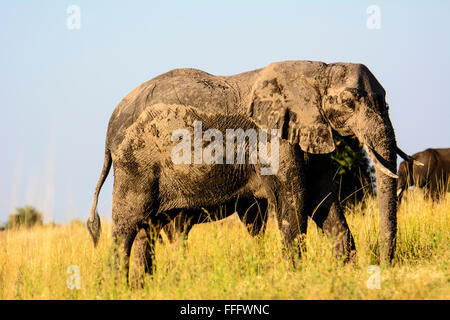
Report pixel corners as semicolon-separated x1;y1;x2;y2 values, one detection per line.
356;114;398;263
373;148;398;263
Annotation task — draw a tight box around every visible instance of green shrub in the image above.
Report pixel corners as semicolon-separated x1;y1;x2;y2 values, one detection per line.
331;135;375;205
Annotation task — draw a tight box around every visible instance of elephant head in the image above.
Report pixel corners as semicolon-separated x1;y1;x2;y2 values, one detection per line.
247;61;401;263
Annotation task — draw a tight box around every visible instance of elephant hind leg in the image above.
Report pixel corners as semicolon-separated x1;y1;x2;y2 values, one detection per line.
132;224;160;286
305;153;356;262
236;198;268;238
163;210;196;243
274;194;308;264
111;220;139;283
271;181;308;263
271;143;308;264
111;172;160;283
311;196;356;263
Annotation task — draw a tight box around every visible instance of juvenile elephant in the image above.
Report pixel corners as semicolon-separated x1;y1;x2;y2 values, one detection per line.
397;148;450;202
88;60;414;277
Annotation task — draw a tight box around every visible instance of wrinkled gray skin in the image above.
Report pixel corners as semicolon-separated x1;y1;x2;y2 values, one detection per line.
397;148;450;202
91;103;304;280
88;61;402;280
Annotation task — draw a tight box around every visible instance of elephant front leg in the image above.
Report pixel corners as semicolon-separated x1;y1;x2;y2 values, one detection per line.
275;192;308;264
305;154;356;262
236;198;269;238
312;200;356;262
272;144;308;264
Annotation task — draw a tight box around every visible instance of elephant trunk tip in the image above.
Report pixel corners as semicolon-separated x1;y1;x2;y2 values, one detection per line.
87;210;101;247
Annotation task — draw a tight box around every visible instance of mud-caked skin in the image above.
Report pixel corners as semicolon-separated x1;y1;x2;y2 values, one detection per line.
89;60;405;279
91;103;306;280
164;152;357;258
397;148;450;202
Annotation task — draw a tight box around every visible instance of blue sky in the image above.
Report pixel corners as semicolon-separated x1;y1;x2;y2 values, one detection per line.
1;0;449;224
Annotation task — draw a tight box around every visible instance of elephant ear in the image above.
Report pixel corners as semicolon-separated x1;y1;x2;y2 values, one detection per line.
247;62;335;154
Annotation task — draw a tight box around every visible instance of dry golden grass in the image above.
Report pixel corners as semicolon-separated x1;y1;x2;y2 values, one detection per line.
0;189;448;299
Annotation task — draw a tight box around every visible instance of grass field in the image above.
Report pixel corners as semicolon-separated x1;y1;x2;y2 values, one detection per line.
0;189;448;300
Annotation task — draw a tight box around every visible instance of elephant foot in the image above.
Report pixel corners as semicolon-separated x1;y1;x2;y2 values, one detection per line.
332;230;357;264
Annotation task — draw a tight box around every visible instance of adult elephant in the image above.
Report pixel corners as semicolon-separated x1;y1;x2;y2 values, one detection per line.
397;148;450;202
88;60;414;271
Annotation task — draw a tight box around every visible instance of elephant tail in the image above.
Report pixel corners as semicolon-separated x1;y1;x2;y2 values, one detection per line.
87;148;112;247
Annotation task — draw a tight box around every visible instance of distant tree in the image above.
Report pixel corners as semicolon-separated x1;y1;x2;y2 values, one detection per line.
70;219;85;227
7;205;43;229
331;135;375;205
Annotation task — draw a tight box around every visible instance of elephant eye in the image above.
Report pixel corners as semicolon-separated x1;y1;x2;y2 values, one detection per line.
341;98;355;110
339;90;357;110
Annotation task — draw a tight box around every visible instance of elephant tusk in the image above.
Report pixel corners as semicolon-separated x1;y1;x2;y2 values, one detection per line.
396;146;412;161
413;160;425;166
364;145;399;179
396;146;424;166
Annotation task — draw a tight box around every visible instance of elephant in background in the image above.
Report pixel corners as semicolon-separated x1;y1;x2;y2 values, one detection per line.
88;60;415;280
397;148;450;202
